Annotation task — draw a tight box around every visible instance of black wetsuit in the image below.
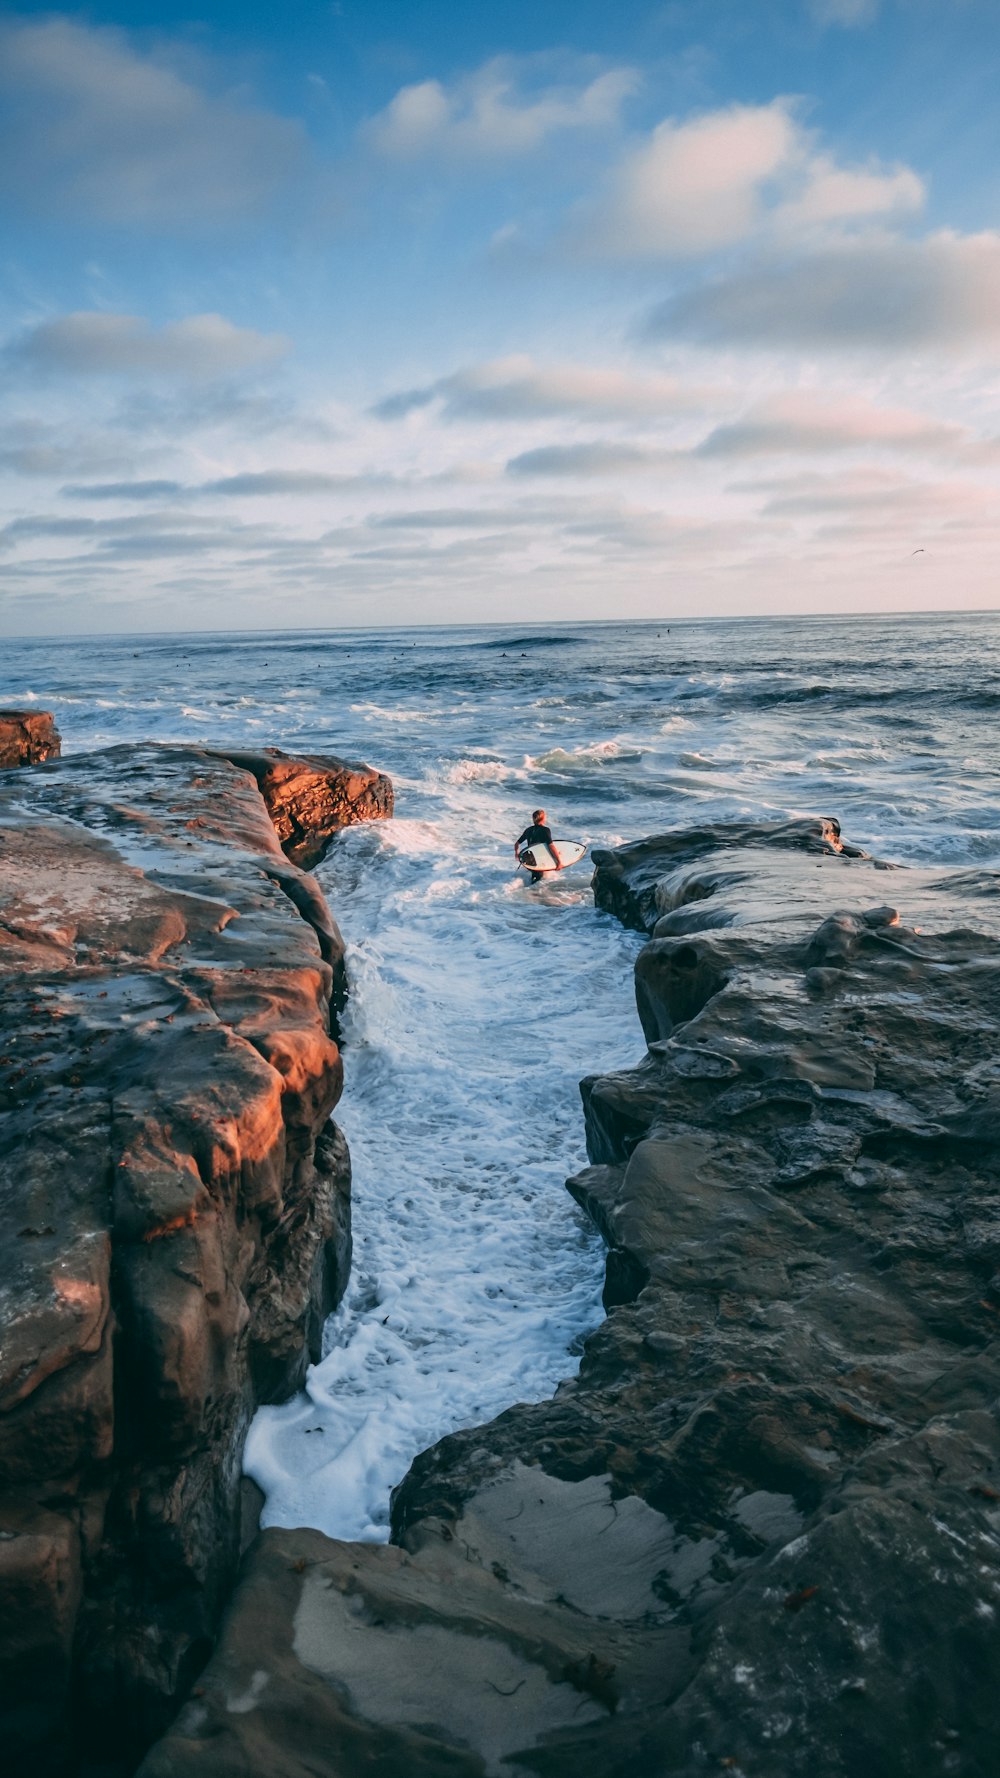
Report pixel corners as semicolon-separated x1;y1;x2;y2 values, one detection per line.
516;822;555;882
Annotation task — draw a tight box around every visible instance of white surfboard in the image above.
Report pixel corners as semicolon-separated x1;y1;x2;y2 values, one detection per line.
517;840;586;873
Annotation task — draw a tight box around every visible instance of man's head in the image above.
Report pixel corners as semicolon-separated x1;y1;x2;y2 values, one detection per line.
532;808;545;823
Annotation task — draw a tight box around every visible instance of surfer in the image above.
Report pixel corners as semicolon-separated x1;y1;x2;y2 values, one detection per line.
515;808;557;883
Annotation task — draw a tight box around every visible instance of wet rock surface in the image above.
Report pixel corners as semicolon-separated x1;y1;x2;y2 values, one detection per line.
0;742;390;1775
141;817;1000;1778
0;709;61;767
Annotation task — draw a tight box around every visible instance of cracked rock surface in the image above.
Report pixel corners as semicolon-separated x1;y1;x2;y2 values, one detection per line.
140;817;1000;1778
0;742;390;1775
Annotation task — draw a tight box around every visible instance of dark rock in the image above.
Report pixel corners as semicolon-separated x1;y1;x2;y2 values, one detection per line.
0;711;61;768
0;740;391;1774
139;818;1000;1778
590;815;853;934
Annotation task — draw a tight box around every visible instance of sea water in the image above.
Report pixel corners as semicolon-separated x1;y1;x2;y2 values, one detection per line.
5;612;1000;1538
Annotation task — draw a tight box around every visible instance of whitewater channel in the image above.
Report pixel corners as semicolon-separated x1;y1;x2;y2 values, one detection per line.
244;804;644;1541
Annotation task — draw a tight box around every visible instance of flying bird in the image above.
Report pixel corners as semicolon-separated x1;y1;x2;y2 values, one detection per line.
911;547;925;555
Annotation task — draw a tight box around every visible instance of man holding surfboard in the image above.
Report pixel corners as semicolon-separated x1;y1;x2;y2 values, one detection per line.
514;811;586;882
515;809;557;882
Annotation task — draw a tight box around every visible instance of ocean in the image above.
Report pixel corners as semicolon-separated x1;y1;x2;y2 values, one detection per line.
5;610;999;1538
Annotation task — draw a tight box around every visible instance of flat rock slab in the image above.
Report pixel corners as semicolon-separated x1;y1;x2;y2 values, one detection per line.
145;817;1000;1778
139;1486;691;1778
0;741;390;1774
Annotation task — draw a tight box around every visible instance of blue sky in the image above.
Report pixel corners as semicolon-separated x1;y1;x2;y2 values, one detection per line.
2;0;999;633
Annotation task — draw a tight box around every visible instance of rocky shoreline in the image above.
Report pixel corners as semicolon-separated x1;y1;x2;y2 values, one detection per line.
4;730;999;1778
140;815;1000;1778
0;727;391;1774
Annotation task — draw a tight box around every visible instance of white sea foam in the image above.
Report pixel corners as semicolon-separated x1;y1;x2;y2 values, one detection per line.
444;757;514;785
678;751;725;770
350;702;451;723
527;739;642;774
244;815;642;1540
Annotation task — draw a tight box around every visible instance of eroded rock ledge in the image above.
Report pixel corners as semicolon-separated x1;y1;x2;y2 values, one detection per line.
217;747;393;872
0;741;391;1775
142;817;1000;1778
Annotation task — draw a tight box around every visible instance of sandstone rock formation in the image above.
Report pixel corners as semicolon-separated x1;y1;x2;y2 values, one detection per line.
0;709;61;767
0;741;390;1775
141;818;1000;1778
219;747;393;872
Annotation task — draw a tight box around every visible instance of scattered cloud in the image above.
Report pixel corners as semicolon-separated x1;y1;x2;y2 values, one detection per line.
60;478;186;501
0;14;303;226
58;469;419;502
747;466;993;530
364;501;587;530
696;393;966;458
778;157;922;230
0;508;288;565
506;441;668;477
584;101;798;257
809;0;880;27
7;312;290;380
578;101;922;258
366;56;636;160
372;356;712;422
649;231;1000;351
200;469;394;496
0;418;141;479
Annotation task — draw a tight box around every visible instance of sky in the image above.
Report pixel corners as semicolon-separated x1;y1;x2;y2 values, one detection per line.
1;1;999;635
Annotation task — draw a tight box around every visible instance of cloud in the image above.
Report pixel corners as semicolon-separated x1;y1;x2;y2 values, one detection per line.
372;356;711;421
59;469;404;502
0;418;142;479
586;102;798;257
8;313;289;380
366;57;635;159
648;231;1000;351
746;466;993;531
61;479;186;501
579;101;922;258
809;0;879;26
364;502;586;530
697;393;965;458
0;15;303;226
0;508;284;561
506;442;667;477
200;470;395;496
778;158;923;230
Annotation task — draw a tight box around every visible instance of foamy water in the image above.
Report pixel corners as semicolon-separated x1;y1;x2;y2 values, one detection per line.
4;613;1000;1540
245;815;641;1538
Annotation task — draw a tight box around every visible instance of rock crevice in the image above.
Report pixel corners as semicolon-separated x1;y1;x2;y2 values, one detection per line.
142;816;1000;1778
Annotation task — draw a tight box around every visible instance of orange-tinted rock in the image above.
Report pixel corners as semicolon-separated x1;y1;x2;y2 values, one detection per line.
220;746;393;870
0;739;387;1772
0;710;61;767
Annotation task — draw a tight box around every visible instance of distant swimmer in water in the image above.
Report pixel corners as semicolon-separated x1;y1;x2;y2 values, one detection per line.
514;808;558;884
